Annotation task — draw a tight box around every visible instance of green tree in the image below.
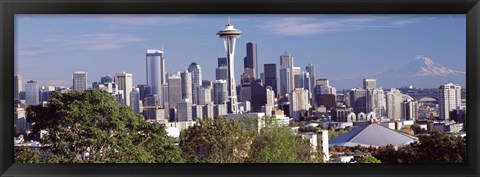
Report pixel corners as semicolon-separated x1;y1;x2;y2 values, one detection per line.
14;146;42;163
22;89;183;163
372;144;415;163
372;131;465;163
358;155;381;163
411;131;466;163
248;126;315;163
179;117;254;163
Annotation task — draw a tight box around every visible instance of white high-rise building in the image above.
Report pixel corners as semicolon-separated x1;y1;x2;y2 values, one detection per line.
293;66;302;89
73;71;87;92
386;88;403;121
217;20;241;114
363;78;377;90
146;50;166;107
188;62;202;104
198;86;212;105
213;80;228;104
115;72;133;106
439;83;461;120
265;86;275;116
177;99;192;122
25;80;39;107
279;51;294;97
290;88;310;120
402;99;418;121
367;88;386;118
14;75;22;100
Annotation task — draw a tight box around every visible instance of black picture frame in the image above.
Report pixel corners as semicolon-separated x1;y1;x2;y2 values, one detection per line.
1;0;479;177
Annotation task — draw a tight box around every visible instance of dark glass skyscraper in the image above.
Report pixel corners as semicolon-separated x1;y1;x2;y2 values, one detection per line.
244;42;258;79
264;64;278;97
218;57;227;67
100;75;114;84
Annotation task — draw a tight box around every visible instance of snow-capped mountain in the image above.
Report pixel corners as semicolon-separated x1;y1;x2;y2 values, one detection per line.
331;56;466;90
407;56;466;77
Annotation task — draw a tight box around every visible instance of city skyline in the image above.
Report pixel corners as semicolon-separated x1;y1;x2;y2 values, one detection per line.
16;14;466;90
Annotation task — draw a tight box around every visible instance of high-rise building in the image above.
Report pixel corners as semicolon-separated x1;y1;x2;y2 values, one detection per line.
100;75;114;84
25;80;39;107
213;80;227;104
313;78;336;107
213;80;228;104
137;84;152;102
251;80;266;112
305;64;316;95
39;86;55;103
316;78;329;87
264;64;278;96
402;99;418;121
214;103;228;118
239;83;252;102
317;94;336;110
14;75;22;100
188;62;202;104
161;84;169;109
202;80;213;88
260;73;265;86
265;86;275;116
244;41;258;79
73;71;87;92
349;88;367;114
130;88;141;114
203;103;214;119
115;72;133;106
241;68;255;84
279;51;294;97
176;99;192;122
192;104;204;120
302;71;310;91
293;67;302;89
290;88;310;120
439;83;462;120
367;88;386;118
146;49;166;107
198;86;212;105
217;57;227;67
363;78;377;90
217;20;242;113
386;88;403;121
167;72;182;111
181;70;192;102
216;66;228;81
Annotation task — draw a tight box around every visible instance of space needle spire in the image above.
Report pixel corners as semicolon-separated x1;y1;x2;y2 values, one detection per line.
217;18;242;114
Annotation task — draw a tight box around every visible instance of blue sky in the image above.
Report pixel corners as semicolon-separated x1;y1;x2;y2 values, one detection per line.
15;14;466;90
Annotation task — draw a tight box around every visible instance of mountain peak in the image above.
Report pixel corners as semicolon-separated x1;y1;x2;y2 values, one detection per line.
411;56;465;76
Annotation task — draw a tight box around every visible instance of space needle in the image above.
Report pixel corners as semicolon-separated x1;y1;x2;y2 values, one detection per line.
217;18;241;114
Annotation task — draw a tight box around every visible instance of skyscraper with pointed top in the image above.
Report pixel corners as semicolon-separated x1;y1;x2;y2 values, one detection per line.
279;51;294;97
188;62;202;104
217;19;241;113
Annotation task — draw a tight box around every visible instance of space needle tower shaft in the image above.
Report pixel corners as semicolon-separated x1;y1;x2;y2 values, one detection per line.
217;18;241;114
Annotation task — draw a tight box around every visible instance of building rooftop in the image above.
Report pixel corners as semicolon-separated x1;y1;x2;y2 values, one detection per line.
330;123;418;148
